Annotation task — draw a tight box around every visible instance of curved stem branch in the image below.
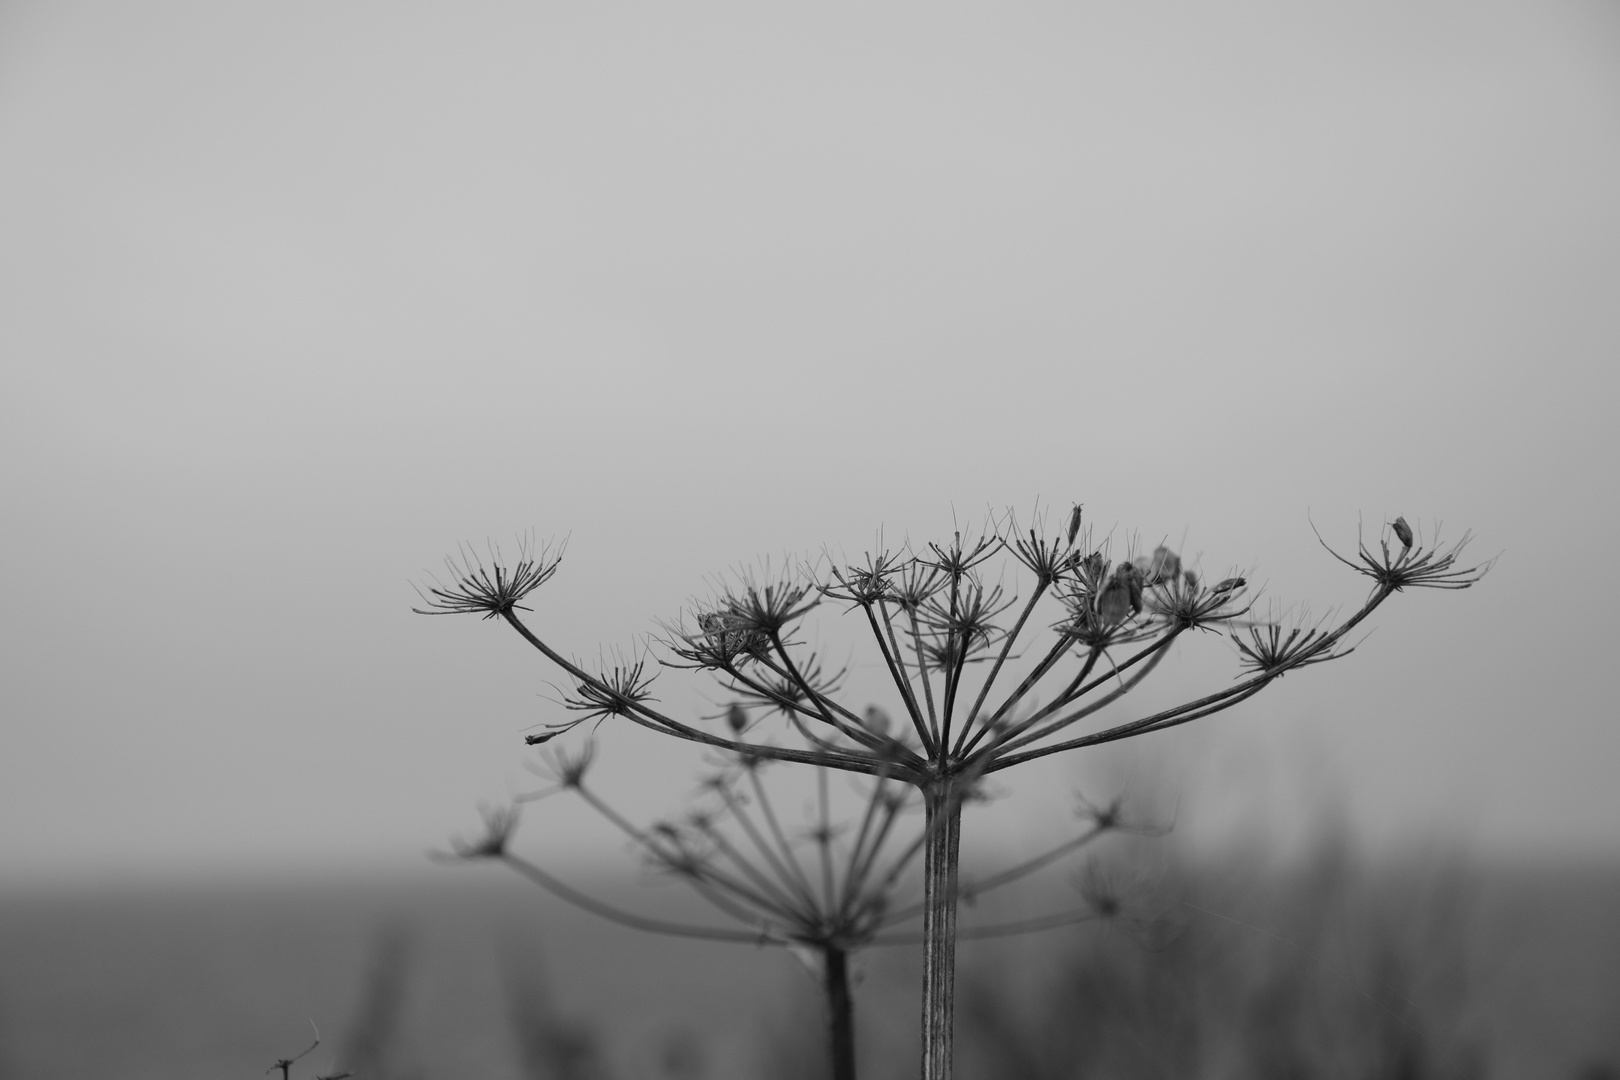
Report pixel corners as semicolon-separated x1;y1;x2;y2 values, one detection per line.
497;854;777;944
500;610;884;776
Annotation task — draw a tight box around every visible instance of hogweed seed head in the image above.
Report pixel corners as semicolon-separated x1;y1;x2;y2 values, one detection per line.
1005;505;1092;584
730;657;846;719
1232;611;1349;677
660;610;768;669
1148;569;1250;632
921;528;1002;581
821;549;903;607
549;742;597;789
920;581;1010;650
725;574;819;635
413;537;565;619
889;562;946;610
1314;517;1491;594
563;655;658;723
446;803;520;859
1082;877;1123;920
1057;587;1156;649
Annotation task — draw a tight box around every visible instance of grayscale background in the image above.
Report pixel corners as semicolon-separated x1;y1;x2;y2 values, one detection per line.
2;2;1616;1077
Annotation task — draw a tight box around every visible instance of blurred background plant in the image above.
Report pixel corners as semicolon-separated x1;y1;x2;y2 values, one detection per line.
956;839;1487;1080
337;928;421;1080
265;1022;351;1080
5;791;1616;1079
440;731;1146;1079
500;940;612;1080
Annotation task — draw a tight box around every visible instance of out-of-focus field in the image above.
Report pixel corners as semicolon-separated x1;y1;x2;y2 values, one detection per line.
1;854;1616;1079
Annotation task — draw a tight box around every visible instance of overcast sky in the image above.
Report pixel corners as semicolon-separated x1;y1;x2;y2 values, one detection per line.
2;0;1617;886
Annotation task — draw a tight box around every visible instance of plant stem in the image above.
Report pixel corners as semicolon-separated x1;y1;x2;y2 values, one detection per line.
919;781;963;1080
823;944;857;1080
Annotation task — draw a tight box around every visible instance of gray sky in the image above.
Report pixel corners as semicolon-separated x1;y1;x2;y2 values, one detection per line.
2;0;1617;886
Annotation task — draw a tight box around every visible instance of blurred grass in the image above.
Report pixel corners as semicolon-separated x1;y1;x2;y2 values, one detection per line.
2;846;1617;1079
956;840;1485;1079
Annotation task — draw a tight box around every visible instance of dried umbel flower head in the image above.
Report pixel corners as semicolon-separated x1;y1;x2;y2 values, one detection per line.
1079;863;1125;921
729;656;846;719
1315;517;1492;595
822;549;903;607
413;537;565;619
1232;611;1350;677
723;572;820;635
443;803;520;859
563;653;658;723
519;741;597;795
659;601;782;670
920;528;1001;580
418;509;1484;789
1146;568;1251;632
1006;506;1089;584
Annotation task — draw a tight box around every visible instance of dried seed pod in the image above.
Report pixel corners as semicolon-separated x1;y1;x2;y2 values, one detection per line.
1096;565;1142;623
1149;546;1181;584
525;723;575;745
726;703;749;733
864;705;892;735
1066;504;1084;546
1392;516;1414;549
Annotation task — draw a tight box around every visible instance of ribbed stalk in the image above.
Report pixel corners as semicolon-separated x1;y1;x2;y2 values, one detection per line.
823;945;856;1080
919;783;963;1080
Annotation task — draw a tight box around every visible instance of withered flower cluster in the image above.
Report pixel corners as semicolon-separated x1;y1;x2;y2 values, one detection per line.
417;506;1487;1080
